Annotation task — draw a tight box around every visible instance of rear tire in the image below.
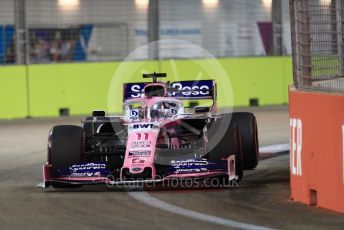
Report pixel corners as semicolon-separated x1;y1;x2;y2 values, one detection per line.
48;125;83;188
232;112;259;170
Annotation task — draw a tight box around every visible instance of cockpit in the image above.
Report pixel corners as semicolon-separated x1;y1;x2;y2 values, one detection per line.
150;101;181;119
124;99;184;121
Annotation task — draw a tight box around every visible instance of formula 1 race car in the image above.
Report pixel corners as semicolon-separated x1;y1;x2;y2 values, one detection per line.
41;73;259;188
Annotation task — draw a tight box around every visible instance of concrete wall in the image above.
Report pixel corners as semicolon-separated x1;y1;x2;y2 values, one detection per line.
289;88;344;213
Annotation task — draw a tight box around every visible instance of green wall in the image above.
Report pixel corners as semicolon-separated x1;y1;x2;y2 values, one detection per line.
0;66;28;119
28;62;118;117
160;57;292;108
0;57;292;119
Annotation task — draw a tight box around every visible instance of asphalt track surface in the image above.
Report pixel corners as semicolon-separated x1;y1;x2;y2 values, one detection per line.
1;106;344;229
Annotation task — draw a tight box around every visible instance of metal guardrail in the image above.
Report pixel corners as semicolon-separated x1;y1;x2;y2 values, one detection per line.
0;0;292;65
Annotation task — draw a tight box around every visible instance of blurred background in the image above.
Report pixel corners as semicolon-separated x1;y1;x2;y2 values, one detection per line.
0;0;292;119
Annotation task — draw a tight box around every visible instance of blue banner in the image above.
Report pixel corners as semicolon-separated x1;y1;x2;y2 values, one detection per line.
0;25;15;64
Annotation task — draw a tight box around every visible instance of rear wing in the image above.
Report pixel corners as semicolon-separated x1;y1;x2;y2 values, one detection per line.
169;80;216;100
123;80;216;102
123;82;146;101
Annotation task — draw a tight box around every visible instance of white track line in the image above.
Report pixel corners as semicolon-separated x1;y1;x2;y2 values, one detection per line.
128;191;274;230
259;143;289;154
127;143;289;230
342;126;344;185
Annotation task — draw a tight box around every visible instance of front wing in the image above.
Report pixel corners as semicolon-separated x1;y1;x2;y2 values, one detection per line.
39;155;237;188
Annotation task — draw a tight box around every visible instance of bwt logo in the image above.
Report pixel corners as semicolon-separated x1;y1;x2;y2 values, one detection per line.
290;118;302;176
133;123;154;129
170;83;210;96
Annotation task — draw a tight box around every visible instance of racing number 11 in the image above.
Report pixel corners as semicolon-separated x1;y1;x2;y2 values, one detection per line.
136;133;149;141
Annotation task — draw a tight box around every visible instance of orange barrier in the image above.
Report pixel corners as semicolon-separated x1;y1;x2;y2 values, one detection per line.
289;87;344;213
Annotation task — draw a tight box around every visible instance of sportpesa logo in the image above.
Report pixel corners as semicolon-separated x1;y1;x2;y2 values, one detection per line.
124;80;213;100
170;82;210;96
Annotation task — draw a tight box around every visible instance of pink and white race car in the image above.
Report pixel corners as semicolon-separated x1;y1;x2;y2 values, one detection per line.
41;73;259;188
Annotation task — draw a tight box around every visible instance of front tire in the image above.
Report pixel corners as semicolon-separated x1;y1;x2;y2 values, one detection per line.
207;114;243;182
48;125;83;188
232;112;259;170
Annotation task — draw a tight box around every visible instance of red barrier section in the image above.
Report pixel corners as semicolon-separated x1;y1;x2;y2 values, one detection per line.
289;88;344;213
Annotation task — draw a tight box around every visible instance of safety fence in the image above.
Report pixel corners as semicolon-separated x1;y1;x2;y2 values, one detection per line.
0;0;291;65
290;0;344;91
